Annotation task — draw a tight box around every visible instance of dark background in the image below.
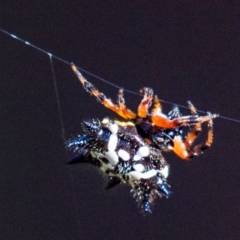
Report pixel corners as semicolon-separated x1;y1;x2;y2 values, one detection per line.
1;1;240;240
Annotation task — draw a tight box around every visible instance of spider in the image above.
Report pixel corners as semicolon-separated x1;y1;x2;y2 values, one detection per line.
67;64;218;214
71;64;218;160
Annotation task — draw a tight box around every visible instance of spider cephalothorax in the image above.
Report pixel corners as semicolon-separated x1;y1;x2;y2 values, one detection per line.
67;64;218;214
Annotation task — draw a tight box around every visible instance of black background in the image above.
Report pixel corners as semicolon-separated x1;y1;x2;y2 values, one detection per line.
1;1;240;240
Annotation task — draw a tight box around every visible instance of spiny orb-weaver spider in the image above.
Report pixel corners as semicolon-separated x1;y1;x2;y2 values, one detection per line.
67;64;218;214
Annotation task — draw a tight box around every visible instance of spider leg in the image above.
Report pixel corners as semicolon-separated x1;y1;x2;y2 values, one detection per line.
151;95;163;116
184;101;201;149
188;113;214;158
117;88;125;109
172;112;215;160
138;87;154;118
151;99;218;129
168;106;182;119
115;88;137;119
71;64;136;119
184;122;201;150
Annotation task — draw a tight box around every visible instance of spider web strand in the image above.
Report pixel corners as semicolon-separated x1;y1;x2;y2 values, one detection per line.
1;28;239;124
49;55;67;143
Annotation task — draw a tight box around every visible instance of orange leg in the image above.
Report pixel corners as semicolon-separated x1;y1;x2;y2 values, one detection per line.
71;64;136;120
151;114;216;129
184;122;201;150
138;87;154;118
151;95;163;116
116;88;137;119
151;99;218;129
117;88;126;109
184;101;201;149
172;113;215;160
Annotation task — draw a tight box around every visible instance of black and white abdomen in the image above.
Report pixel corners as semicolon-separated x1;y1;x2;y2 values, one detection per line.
67;118;171;214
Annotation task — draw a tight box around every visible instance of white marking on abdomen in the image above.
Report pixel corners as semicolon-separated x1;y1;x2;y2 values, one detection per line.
108;123;118;134
136;146;150;157
118;149;130;161
141;169;157;179
133;163;145;172
133;145;150;161
133;155;141;161
108;134;118;151
159;165;169;178
105;151;119;166
127;169;157;180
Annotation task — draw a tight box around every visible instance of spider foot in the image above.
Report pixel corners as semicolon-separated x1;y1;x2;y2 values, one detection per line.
168;106;181;120
138;87;154;118
200;112;219;125
187;101;198;115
